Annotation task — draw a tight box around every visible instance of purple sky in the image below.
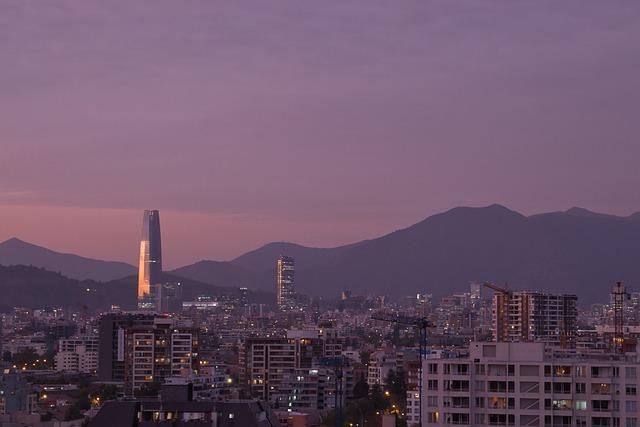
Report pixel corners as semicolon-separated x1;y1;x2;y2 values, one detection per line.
1;1;640;268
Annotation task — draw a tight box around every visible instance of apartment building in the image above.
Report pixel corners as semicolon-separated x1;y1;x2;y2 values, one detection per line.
241;329;349;410
422;341;640;427
368;348;397;387
55;336;99;374
97;313;198;394
493;292;578;346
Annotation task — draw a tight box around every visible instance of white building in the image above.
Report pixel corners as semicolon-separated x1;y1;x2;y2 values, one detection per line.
422;341;640;427
54;336;99;374
367;349;396;387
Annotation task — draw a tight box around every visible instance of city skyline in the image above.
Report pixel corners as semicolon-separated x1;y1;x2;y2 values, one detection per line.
2;1;640;267
2;2;640;426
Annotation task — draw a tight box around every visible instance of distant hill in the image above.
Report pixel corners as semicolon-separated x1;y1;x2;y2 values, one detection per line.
231;241;365;272
0;238;136;281
5;205;640;305
0;264;127;312
173;204;640;304
0;265;272;312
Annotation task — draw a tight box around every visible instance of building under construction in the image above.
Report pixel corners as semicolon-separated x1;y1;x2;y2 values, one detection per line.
487;284;577;347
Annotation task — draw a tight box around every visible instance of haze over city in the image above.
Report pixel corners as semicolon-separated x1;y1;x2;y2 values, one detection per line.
2;1;640;268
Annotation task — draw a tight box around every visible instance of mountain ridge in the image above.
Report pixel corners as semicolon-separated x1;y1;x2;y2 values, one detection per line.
3;204;640;304
0;237;136;281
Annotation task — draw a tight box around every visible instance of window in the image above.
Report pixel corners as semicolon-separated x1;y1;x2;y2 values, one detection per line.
552;399;572;410
627;386;637;396
575;400;587;410
592;400;611;412
428;380;438;390
475;397;485;408
427;396;438;407
427;412;439;424
428;363;438;374
576;383;587;394
627;367;637;379
627;418;638;427
555;365;571;377
627;401;638;412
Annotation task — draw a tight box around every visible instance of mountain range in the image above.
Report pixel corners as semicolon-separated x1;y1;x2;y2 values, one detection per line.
3;204;640;304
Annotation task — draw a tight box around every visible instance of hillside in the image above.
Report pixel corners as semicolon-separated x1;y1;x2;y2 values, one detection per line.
0;238;136;281
173;205;640;304
4;205;640;305
0;265;272;312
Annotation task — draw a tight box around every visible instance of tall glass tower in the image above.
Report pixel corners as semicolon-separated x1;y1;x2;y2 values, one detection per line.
276;255;295;310
138;210;162;309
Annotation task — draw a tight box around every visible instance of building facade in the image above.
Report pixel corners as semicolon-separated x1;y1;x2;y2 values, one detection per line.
276;256;296;311
98;313;198;395
493;292;578;346
138;209;162;310
422;341;640;427
54;335;99;373
241;329;348;410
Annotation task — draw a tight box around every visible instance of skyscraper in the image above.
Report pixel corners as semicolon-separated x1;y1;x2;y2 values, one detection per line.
276;255;295;310
137;210;162;309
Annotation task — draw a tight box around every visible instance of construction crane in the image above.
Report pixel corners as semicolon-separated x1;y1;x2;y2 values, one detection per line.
371;311;435;427
612;281;630;353
318;356;349;427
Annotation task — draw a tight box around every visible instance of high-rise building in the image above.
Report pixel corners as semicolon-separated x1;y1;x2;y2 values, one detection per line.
98;313;198;395
240;330;342;409
492;291;577;346
239;287;249;307
154;282;183;313
138;209;162;310
276;256;295;310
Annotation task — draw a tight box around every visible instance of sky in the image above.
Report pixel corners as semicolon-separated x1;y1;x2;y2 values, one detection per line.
1;1;640;268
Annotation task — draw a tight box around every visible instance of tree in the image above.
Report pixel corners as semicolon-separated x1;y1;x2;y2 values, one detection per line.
12;348;38;366
64;406;83;421
359;350;371;366
353;375;369;399
370;383;388;411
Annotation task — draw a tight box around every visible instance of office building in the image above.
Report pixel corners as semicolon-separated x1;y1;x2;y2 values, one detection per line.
276;256;296;311
492;292;577;346
240;287;249;307
138;209;162;310
421;341;640;427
